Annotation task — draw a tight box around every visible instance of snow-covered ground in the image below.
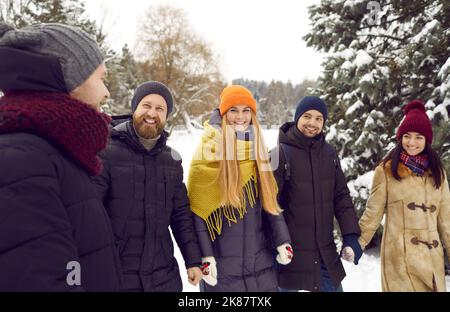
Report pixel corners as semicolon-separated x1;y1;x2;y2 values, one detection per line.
167;129;450;292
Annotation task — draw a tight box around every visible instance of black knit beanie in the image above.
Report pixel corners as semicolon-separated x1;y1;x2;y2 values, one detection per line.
131;81;173;115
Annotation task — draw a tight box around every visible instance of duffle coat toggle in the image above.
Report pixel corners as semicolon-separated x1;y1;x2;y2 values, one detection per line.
410;237;439;249
407;202;437;213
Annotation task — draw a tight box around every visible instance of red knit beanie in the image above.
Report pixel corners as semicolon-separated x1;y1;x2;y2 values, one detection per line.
396;100;433;143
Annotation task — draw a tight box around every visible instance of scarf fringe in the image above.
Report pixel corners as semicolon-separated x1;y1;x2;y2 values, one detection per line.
204;174;258;241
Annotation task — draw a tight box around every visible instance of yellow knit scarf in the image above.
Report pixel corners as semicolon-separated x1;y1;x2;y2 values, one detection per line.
187;121;259;241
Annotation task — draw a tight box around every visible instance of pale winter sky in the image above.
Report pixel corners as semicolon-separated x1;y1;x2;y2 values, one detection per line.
84;0;323;84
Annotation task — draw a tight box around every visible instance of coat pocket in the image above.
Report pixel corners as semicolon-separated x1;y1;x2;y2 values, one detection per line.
404;230;435;290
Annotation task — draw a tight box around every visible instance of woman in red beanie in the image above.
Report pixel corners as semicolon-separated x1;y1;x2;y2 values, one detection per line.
187;85;293;292
358;100;450;291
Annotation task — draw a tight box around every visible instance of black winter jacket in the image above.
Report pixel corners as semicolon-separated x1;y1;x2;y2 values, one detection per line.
195;183;291;292
92;120;202;291
0;132;122;291
271;122;360;291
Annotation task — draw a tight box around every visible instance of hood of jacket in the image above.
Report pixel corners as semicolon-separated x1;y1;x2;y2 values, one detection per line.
278;121;324;150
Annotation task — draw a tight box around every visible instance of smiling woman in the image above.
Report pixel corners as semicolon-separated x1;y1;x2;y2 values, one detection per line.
402;132;426;156
221;87;254;132
225;105;252;132
358;99;450;292
187;84;293;293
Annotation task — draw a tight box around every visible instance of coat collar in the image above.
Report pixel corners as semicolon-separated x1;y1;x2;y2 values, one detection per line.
278;121;324;150
384;160;431;178
111;119;168;155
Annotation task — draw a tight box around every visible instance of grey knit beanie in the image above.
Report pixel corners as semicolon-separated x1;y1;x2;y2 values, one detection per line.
0;22;103;91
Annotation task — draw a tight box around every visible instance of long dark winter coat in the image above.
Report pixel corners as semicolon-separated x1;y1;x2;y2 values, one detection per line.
271;122;360;291
0;91;122;291
195;184;291;292
92;120;202;292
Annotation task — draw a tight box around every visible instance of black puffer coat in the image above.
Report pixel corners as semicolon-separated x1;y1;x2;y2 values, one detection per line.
92;120;202;291
0;108;122;291
271;122;360;291
195;184;291;292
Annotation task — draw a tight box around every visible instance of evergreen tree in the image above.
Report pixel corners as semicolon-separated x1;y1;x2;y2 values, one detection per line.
102;44;140;115
0;0;97;38
0;0;134;116
304;0;450;224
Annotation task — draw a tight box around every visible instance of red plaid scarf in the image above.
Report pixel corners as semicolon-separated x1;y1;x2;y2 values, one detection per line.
399;150;428;176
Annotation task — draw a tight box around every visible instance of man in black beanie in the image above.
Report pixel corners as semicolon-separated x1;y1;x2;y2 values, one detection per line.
270;96;361;292
0;22;122;291
92;81;203;291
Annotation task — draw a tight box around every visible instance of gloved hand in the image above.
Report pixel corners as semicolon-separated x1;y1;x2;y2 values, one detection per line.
201;256;217;286
341;234;363;265
208;108;222;129
341;246;355;263
276;243;294;265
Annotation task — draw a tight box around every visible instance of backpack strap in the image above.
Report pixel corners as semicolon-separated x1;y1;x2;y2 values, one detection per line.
280;143;294;181
323;144;341;171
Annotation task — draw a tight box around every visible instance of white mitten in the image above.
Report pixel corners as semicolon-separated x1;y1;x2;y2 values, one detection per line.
201;256;217;286
276;243;294;265
341;246;355;263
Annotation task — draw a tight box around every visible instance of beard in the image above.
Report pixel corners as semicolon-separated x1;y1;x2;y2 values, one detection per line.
133;114;165;139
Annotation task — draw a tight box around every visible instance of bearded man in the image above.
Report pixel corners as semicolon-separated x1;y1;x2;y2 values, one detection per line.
92;81;202;292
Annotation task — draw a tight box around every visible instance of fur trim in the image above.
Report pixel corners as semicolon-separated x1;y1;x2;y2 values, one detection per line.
384;160;431;178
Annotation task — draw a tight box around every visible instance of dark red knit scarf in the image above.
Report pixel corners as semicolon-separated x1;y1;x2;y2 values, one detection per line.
0;91;111;176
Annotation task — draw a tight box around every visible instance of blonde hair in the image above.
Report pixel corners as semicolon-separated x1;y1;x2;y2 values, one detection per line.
217;112;282;215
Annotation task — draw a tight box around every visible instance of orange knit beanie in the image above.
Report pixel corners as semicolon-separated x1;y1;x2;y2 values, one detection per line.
219;85;257;116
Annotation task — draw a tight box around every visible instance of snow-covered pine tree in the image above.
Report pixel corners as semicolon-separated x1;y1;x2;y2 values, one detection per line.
304;0;450;224
102;45;140;116
0;0;97;37
0;0;119;107
259;81;285;127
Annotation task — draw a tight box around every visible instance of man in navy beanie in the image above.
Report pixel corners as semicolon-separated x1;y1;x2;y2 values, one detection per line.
270;96;361;292
92;81;203;291
294;96;328;124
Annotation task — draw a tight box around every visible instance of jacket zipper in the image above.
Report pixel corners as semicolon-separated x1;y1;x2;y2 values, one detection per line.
309;141;320;291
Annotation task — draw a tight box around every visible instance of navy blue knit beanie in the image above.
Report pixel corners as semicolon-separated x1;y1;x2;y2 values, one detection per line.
131;81;173;115
294;96;328;123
